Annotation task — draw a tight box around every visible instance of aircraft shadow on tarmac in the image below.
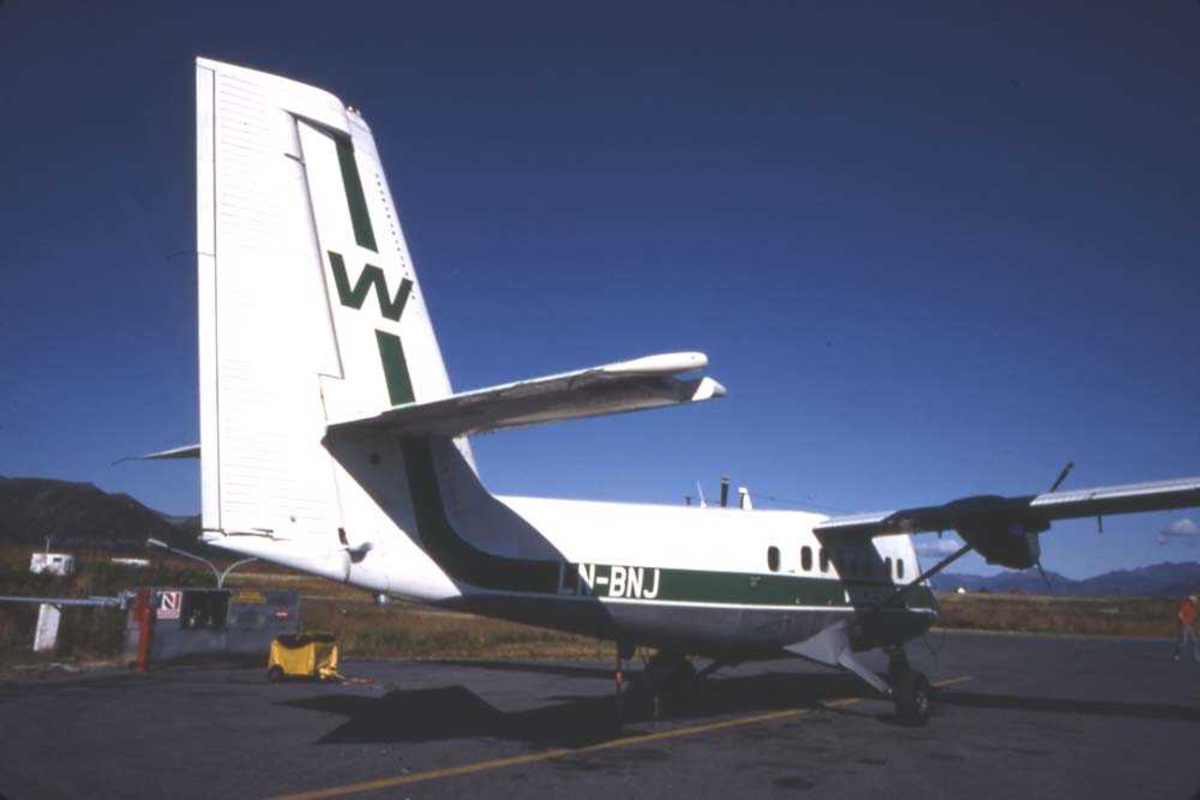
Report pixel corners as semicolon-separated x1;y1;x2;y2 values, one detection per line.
419;659;616;680
279;671;876;748
280;665;1200;747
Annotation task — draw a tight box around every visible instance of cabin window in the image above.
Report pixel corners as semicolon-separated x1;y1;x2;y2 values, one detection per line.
819;548;829;573
767;546;780;572
801;546;813;572
883;557;892;582
897;559;905;580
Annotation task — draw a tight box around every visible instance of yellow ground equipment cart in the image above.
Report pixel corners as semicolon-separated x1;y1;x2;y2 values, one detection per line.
267;633;340;682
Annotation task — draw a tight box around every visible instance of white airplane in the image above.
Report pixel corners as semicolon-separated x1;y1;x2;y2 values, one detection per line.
152;58;1200;724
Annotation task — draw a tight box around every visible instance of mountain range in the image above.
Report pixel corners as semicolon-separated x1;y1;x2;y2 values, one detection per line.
0;476;199;552
930;562;1200;598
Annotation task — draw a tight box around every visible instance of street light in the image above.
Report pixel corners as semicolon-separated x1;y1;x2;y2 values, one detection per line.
145;538;257;589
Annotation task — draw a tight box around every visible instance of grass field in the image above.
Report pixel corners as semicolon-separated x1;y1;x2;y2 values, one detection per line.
0;546;1187;676
935;592;1179;638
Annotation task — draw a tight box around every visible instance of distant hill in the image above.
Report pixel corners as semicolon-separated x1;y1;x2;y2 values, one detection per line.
931;569;1070;595
933;561;1200;598
0;476;199;552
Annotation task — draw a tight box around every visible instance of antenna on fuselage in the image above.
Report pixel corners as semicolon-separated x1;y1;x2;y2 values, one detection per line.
738;487;753;510
719;476;730;508
695;481;708;508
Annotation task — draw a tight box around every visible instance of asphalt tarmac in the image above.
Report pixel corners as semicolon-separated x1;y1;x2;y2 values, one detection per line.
1;631;1198;799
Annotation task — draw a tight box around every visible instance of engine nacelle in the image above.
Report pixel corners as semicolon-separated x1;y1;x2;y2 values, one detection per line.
939;494;1050;569
958;519;1048;569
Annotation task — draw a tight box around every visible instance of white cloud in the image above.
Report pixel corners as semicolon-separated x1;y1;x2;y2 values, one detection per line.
915;536;965;557
1158;518;1200;547
1164;518;1200;536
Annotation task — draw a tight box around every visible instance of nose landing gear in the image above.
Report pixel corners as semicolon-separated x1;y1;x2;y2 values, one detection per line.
887;649;931;726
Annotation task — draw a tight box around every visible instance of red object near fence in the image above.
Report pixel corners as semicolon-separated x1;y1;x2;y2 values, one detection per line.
134;588;154;673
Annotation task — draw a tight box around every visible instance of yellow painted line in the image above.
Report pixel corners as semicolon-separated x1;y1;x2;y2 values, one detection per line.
932;676;972;689
271;675;972;800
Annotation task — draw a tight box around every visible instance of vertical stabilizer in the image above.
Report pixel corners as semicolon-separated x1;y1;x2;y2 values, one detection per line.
196;58;463;563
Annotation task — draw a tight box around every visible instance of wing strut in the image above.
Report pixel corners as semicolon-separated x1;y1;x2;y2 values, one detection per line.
871;542;974;613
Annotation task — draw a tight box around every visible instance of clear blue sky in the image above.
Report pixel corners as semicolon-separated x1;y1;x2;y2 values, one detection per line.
1;1;1198;578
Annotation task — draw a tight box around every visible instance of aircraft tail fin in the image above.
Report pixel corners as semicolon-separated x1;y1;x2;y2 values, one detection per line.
196;58;461;565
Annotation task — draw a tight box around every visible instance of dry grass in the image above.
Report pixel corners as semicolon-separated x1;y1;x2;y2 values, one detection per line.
300;600;615;660
935;593;1178;638
223;570;366;599
226;571;616;659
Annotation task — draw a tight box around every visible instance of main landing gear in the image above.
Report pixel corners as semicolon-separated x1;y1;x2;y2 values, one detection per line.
615;645;716;723
644;651;698;717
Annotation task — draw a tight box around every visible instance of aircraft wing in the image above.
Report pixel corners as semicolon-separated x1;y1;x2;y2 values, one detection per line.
327;351;726;437
815;476;1200;538
813;476;1200;569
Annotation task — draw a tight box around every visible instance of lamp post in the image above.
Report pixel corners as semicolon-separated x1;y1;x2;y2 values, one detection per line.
145;538;257;589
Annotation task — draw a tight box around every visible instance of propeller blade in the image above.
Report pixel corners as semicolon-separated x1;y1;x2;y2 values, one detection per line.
1048;461;1075;493
1035;560;1057;596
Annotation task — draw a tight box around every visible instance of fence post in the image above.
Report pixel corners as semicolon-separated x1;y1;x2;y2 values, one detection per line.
134;588;155;673
33;603;62;653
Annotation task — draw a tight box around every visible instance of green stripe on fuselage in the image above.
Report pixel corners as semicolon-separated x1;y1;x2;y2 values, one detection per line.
401;436;560;593
398;437;937;611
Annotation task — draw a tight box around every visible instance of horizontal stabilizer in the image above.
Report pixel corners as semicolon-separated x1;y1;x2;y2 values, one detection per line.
113;444;201;466
327;352;725;437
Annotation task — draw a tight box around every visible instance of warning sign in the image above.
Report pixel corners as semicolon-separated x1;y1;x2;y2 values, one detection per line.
158;590;182;620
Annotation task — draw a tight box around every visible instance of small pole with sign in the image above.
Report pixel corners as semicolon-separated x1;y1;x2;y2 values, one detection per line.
134;588;155;673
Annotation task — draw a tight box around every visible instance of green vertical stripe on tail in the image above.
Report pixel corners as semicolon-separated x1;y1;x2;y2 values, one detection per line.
376;330;415;405
335;137;378;252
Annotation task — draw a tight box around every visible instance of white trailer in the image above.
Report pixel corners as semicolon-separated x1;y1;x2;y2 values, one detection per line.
29;553;76;577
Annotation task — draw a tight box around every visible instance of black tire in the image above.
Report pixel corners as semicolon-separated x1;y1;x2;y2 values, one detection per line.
646;652;695;686
887;652;911;686
267;665;286;683
894;669;932;726
644;653;696;717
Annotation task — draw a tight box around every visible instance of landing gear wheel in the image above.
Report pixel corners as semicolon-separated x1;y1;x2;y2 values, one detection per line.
894;669;931;726
887;650;911;685
646;652;696;685
644;652;697;718
267;665;285;683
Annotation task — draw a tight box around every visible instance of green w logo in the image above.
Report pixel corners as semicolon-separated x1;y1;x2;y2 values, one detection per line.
328;251;413;322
